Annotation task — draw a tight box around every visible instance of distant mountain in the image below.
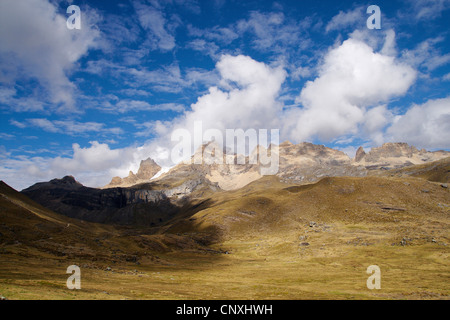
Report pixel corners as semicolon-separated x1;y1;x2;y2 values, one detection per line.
353;142;449;168
151;141;449;191
19;141;449;227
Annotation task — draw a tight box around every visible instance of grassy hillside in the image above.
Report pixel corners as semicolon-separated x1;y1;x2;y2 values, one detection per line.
0;169;449;299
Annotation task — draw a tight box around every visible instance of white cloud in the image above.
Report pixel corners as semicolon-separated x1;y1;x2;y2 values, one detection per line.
85;59;212;94
133;0;178;51
290;66;312;80
182;54;286;137
28;119;60;133
188;25;238;45
13;118;124;136
107;100;185;113
325;7;364;33
186;39;220;59
0;0;101;111
133;54;287;167
236;11;307;53
119;88;152;97
284;36;416;143
386;97;450;149
93;54;284;173
360;105;393;146
401;36;450;72
0;87;46;112
0;133;15;140
410;0;450;20
9;119;27;129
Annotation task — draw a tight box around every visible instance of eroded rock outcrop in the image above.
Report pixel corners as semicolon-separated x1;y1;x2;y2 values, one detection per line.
105;158;161;188
353;142;449;170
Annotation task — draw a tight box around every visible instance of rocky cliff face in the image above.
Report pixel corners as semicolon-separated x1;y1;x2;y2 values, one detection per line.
104;157;161;188
274;142;365;184
354;146;366;162
21;175;212;226
137;158;161;180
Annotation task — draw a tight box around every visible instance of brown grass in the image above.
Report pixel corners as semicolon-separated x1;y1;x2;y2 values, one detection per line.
0;171;449;300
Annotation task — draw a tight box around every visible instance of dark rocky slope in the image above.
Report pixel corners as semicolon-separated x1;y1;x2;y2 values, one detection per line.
21;175;210;226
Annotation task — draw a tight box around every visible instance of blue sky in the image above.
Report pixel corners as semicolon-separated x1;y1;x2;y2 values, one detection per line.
0;0;449;190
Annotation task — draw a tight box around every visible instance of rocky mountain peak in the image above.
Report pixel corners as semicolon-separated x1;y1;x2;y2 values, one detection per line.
137;158;161;180
355;146;366;162
104;157;161;188
363;142;420;162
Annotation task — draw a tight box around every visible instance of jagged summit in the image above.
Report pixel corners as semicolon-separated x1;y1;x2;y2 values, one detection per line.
354;146;366;162
104;157;161;188
154;141;449;191
353;142;449;168
137;158;160;180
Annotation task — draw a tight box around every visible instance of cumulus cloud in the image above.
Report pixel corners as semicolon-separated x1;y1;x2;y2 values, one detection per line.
283;36;416;143
360;105;394;146
0;0;101;111
169;54;286;151
0;141;158;190
386;97;450;149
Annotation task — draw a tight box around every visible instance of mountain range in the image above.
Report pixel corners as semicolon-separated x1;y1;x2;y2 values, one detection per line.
1;141;449;300
18;141;449;227
103;141;449;190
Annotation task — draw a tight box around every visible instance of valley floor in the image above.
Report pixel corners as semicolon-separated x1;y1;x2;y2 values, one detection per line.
1;231;448;300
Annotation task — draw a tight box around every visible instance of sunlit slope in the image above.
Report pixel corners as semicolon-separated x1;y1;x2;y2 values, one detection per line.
377;156;450;183
164;175;450;246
